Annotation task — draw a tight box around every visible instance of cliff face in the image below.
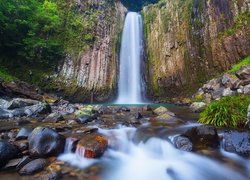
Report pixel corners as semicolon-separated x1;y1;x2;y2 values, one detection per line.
56;0;126;102
143;0;250;102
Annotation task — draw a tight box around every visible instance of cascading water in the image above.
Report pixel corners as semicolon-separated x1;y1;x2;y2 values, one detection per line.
116;12;145;104
58;126;250;180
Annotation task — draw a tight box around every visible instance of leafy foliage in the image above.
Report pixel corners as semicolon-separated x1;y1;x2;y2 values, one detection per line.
0;66;17;82
228;56;250;73
121;0;159;11
199;95;250;128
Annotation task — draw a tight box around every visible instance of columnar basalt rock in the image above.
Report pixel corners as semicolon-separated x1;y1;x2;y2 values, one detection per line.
57;0;127;103
143;0;250;102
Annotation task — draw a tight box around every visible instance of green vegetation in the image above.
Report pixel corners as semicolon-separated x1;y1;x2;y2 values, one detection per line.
228;56;250;73
219;11;250;37
199;95;250;128
121;0;159;11
0;66;16;82
0;0;99;83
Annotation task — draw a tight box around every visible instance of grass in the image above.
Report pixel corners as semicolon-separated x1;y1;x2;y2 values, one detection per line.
0;66;17;82
199;95;250;128
228;56;250;73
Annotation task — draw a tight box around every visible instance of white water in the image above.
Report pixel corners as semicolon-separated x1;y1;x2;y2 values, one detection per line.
58;127;249;180
116;12;145;104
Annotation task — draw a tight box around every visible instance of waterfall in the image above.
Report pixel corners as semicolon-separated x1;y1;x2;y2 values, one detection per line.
116;12;145;104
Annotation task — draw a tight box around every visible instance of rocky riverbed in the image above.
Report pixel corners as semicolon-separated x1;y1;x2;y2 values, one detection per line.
0;96;250;180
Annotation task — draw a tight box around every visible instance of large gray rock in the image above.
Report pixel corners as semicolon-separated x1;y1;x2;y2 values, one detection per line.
24;103;51;116
222;88;236;97
0;140;19;168
190;102;206;112
28;127;65;157
211;87;224;100
183;125;220;150
224;131;250;157
243;84;250;95
0;99;9;109
6;98;40;110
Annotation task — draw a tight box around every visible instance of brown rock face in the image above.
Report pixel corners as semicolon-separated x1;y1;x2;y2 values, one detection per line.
143;0;250;101
57;1;127;103
76;134;108;158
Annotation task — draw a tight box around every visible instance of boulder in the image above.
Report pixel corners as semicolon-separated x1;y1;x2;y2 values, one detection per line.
6;98;40;110
222;88;236;97
243;84;250;95
76;134;108;158
24;103;51;116
28;127;65;157
0;140;19;168
153;106;169;115
190;102;206;113
221;74;235;88
75;105;96;123
16;127;33;140
235;66;250;80
43;112;64;123
173;136;193;151
19;158;47;175
224;131;250;157
183;125;220;150
211;87;224;100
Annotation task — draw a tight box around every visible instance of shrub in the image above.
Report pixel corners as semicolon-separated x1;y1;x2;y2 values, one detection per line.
199;95;250;128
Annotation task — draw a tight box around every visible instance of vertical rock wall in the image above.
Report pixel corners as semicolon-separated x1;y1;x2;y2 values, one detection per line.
143;0;250;102
58;0;127;102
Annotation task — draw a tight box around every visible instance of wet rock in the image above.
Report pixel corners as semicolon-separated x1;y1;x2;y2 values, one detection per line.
0;108;12;118
6;98;40;110
190;102;206;112
19;158;47;175
222;88;236;97
24;103;52;116
16;156;32;170
76;134;108;158
236;66;250;80
224;131;250;157
3;158;22;170
44;112;64;123
16;128;33;140
183;125;219;150
0;140;19;168
0;98;9;109
75;105;96;123
28;127;65;157
173;136;193;151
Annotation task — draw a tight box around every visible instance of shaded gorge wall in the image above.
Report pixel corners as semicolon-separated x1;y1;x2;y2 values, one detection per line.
143;0;250;102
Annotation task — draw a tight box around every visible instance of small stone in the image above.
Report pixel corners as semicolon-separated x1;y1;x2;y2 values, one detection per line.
153;106;169;115
222;88;236;97
243;84;250;95
0;140;20;168
173;136;193;151
16;156;32;170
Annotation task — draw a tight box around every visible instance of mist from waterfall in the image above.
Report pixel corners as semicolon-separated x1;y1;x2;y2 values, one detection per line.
115;12;145;104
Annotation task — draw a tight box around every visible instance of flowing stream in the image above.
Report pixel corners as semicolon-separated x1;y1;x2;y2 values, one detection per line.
115;12;145;104
58;126;250;180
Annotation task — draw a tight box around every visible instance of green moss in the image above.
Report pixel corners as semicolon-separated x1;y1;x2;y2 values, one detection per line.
228;56;250;73
219;11;250;38
199;95;250;128
0;66;17;82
